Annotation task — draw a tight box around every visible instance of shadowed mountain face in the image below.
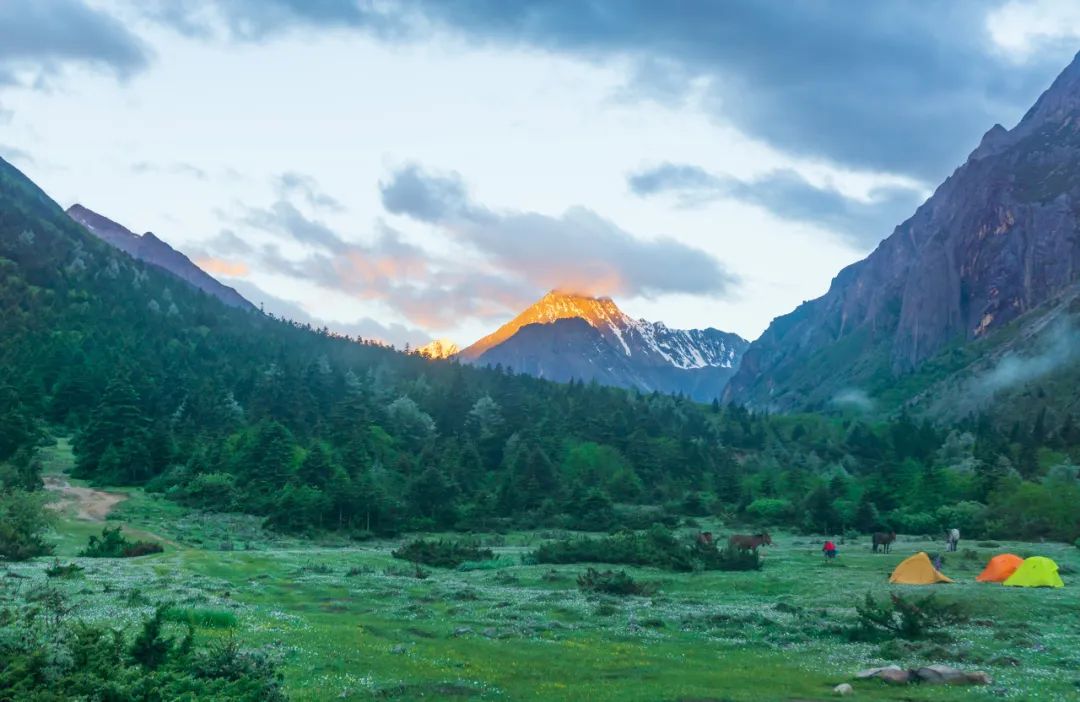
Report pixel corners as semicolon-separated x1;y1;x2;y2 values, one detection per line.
67;204;255;311
460;290;747;402
724;51;1080;412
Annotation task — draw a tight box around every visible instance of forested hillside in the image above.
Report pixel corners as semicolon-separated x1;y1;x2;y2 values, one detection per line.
2;156;1079;543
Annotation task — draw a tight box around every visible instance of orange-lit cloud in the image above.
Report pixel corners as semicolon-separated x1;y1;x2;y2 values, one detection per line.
197;257;250;277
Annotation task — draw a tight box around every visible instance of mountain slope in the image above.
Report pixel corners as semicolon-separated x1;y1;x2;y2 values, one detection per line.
67;204;255;311
0;153;751;535
724;51;1080;414
460;290;747;401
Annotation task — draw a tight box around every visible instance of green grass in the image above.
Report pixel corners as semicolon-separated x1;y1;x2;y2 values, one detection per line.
20;441;1080;700
16;505;1080;701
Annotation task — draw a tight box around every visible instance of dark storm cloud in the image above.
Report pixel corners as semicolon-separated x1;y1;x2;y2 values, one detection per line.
396;0;1068;180
0;0;148;87
380;162;737;298
629;162;927;249
157;1;1071;181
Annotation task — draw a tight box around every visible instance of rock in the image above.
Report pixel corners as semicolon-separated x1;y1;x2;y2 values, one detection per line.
452;626;473;637
390;644;407;655
833;683;854;696
481;627;498;638
914;665;992;686
723;52;1080;415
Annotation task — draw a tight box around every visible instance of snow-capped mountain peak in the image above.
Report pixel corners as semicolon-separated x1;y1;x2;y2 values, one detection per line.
416;338;460;359
458;290;748;402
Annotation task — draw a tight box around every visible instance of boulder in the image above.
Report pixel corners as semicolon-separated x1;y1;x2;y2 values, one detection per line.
833;682;854;696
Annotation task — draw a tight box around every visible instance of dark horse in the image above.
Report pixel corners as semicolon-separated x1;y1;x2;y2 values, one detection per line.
728;533;772;549
872;531;897;553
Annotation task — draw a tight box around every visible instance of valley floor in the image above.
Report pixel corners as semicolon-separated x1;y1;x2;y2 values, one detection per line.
7;443;1080;701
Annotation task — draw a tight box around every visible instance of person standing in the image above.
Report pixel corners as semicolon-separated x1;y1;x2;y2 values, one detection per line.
822;540;837;560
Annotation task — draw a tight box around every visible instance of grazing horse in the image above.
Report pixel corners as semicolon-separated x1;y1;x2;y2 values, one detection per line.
946;528;960;553
728;532;772;549
696;532;714;546
871;531;896;553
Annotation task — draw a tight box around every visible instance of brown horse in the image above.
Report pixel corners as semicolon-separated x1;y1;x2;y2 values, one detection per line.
872;531;896;553
696;532;714;546
728;532;772;549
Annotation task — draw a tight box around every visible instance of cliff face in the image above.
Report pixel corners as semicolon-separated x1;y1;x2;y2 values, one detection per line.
725;52;1080;411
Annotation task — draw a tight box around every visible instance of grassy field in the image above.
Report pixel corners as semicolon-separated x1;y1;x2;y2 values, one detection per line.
6;443;1080;701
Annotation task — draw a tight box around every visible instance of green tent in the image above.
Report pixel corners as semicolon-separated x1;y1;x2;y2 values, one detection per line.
1002;556;1065;588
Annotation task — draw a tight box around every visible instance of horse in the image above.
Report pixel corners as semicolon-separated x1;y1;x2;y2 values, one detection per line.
696;532;714;547
946;528;960;552
728;532;772;549
871;530;896;553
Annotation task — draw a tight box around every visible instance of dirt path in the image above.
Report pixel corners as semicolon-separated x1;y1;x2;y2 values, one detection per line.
44;475;128;521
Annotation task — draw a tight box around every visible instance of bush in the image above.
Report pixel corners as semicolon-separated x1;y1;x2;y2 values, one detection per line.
391;539;493;568
533;526;695;571
852;592;967;640
576;568;655;596
694;543;764;572
0;489;54;561
0;604;286;700
457;557;516;571
745;498;793;524
79;525;164;558
162;607;238;629
44;559;84;578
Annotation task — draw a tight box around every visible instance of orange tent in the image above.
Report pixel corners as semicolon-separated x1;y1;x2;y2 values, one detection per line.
889;552;954;585
976;554;1024;583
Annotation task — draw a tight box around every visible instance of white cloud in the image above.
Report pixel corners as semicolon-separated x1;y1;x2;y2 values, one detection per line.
987;0;1080;60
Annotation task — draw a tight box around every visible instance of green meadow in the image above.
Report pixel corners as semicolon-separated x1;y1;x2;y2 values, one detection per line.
7;443;1079;701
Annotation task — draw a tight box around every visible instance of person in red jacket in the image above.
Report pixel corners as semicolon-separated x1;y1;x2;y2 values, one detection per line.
822;540;837;560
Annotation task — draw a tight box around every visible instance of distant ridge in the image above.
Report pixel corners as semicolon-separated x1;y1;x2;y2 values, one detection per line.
67;204;255;311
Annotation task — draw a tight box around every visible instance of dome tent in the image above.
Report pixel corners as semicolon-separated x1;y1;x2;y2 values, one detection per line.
889;552;954;585
976;554;1024;583
1003;557;1065;588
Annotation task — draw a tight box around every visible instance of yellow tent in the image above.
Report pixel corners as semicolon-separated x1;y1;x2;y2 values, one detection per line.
1003;556;1065;588
976;554;1024;583
889;552;954;585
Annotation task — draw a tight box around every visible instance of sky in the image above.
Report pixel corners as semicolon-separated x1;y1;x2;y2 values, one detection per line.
3;1;1080;348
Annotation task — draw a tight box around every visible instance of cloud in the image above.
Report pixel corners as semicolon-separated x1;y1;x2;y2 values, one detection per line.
142;0;404;41
988;0;1080;59
384;1;1066;181
831;388;876;413
276;172;344;212
226;277;428;348
979;321;1080;396
379;164;471;223
201;195;514;330
629;163;926;249
196;257;250;277
0;0;148;89
131;161;208;180
380;162;736;298
0;144;33;164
